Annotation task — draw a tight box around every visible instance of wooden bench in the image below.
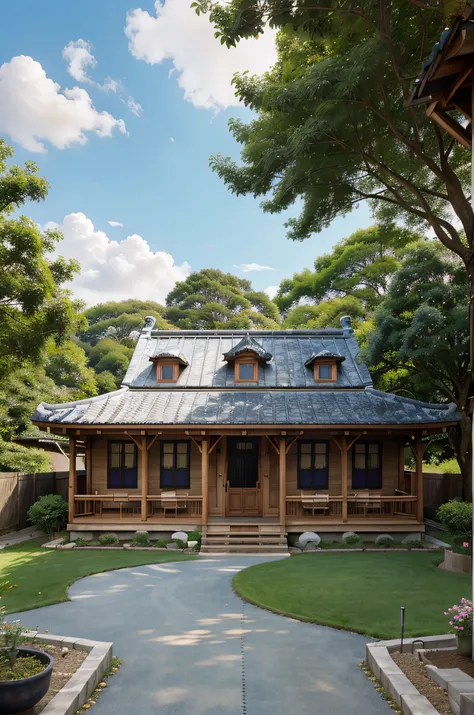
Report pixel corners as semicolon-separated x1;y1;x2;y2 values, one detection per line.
160;491;189;517
300;492;330;515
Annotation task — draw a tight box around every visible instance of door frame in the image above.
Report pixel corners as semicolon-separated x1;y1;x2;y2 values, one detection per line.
225;436;262;516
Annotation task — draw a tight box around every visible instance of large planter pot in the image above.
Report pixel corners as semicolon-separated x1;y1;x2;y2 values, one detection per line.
441;548;472;574
0;647;53;714
456;633;472;657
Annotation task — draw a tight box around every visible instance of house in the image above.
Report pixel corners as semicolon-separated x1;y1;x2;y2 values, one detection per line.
31;316;460;552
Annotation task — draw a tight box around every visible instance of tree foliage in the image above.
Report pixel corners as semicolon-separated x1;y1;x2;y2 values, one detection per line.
80;300;174;345
165;269;280;329
0;439;50;474
0;139;83;377
196;2;474;292
362;242;470;494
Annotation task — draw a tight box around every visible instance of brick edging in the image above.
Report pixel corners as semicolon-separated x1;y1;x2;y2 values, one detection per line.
25;632;113;715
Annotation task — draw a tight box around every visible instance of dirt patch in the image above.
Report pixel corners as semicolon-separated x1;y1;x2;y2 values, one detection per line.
391;652;452;715
426;650;474;679
19;641;87;714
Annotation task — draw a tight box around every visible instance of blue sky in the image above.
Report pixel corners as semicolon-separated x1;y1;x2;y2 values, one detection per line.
0;0;372;305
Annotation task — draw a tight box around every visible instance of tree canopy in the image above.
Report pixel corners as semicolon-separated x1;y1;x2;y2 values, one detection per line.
80;299;174;345
196;1;474;300
165;269;280;329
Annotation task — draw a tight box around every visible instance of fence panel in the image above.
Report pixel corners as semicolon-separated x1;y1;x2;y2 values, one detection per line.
0;473;19;533
423;472;463;518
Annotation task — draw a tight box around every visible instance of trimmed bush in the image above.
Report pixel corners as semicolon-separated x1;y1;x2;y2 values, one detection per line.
154;539;168;548
132;530;150;546
98;533;119;545
437;500;472;536
174;539;187;550
403;539;422;550
342;532;362;546
375;534;394;548
27;494;68;535
188;531;202;546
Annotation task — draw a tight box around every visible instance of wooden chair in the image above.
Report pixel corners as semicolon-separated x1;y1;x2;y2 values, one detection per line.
353;492;382;516
300;492;330;516
160;491;189;517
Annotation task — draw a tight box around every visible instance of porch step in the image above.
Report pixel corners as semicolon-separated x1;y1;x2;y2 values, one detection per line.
202;536;287;545
200;543;289;554
201;528;289;554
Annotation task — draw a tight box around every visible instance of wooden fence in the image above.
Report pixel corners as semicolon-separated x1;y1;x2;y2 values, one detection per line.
423;471;463;518
0;471;85;533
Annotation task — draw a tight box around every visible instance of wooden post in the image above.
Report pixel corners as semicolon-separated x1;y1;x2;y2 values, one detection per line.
141;435;148;522
68;435;77;523
398;443;405;491
341;435;348;522
86;436;92;494
415;435;424;522
202;439;209;527
279;437;286;528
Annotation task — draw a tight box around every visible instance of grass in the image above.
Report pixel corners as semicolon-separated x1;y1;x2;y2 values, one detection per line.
0;538;196;614
233;552;471;639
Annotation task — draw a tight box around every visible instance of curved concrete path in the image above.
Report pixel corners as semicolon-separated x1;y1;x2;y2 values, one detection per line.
13;556;391;715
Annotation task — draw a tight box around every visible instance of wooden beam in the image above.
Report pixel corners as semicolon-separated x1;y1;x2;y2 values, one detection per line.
201;438;209;527
265;435;280;455
146;434;159;452
68;436;77;523
414;435;424;523
141;435;148;522
285;435;299;454
341;435;348;523
189;435;202;454
125;432;144;450
279;437;286;528
208;435;223;456
399;443;405;491
427;106;472;149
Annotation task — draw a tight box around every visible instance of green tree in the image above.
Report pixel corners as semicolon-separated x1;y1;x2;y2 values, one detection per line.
283;296;366;329
44;340;97;398
88;338;134;387
362;242;470;496
95;371;119;395
0;139;82;377
0;439;50;474
196;2;474;329
277;225;422;315
165;269;280;329
80;300;174;345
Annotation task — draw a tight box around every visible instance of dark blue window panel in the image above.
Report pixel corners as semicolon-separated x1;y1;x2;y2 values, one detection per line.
297;441;329;490
160;442;190;489
107;442;138;489
351;442;382;490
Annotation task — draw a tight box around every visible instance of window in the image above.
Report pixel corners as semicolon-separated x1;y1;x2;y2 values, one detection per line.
297;441;329;489
314;362;337;382
156;362;179;383
352;442;382;489
234;359;258;382
160;441;190;489
107;441;138;489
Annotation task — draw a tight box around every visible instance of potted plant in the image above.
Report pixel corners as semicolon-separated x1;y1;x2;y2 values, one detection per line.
444;598;473;657
0;612;53;714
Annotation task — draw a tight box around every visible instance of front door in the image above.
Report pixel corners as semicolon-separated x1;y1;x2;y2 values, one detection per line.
226;437;260;516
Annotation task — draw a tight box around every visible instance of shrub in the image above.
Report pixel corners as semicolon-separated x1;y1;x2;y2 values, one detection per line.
174;539;186;550
342;532;362;546
188;531;202;545
154;539;168;548
132;531;150;546
74;538;87;547
437;500;472;536
0;439;50;473
287;534;300;547
452;539;472;556
444;598;473;635
27;494;68;535
403;539;422;550
98;533;119;545
375;534;394;548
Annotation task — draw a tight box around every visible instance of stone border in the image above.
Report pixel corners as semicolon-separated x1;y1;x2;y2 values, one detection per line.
24;632;113;715
366;635;456;715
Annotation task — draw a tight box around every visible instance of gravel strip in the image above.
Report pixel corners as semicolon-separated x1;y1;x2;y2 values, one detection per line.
391;652;452;715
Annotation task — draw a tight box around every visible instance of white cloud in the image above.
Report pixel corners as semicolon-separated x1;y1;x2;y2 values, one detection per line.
0;56;127;153
62;39;96;83
103;77;122;93
125;0;277;111
108;220;123;227
234;263;275;272
127;96;143;116
264;285;279;299
46;212;191;304
170;137;175;143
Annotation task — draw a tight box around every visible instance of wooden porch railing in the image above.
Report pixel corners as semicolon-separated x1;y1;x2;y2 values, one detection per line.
286;494;418;519
73;494;203;519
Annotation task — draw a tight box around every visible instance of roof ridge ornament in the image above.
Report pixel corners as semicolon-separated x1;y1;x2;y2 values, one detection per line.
143;315;156;332
340;315;353;334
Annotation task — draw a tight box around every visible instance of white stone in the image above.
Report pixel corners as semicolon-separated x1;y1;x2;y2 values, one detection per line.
171;531;188;543
303;542;320;551
188;541;198;548
296;532;321;548
375;533;395;545
61;542;76;550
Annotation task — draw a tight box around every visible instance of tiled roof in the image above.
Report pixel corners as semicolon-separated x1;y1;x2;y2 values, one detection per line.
222;334;272;362
32;388;460;426
304;350;345;367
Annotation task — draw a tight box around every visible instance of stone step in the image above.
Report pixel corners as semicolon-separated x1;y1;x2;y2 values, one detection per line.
200;543;289;553
202;536;287;544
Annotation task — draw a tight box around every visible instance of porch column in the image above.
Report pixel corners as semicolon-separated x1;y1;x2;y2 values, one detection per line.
141;435;148;522
202;439;209;527
341;435;348;522
85;436;92;494
414;435;424;522
279;437;286;528
68;435;77;523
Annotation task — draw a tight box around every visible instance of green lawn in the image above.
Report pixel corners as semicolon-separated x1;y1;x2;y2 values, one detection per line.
233;552;471;639
0;539;195;614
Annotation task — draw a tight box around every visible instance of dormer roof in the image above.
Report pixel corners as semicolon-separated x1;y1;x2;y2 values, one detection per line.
222;334;272;363
304;350;346;367
149;350;189;366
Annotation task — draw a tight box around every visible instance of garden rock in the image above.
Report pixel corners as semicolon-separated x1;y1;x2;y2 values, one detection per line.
375;534;395;545
171;531;188;543
61;542;76;550
188;541;198;548
166;542;179;550
296;532;321;548
303;542;321;551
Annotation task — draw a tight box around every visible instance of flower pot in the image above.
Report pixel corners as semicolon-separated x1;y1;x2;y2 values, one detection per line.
0;647;53;714
456;634;472;657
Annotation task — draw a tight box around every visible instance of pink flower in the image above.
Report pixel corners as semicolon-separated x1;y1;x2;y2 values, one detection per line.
459;626;464;631
463;542;469;548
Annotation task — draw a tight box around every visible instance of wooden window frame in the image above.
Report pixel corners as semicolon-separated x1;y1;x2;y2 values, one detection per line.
234;357;258;383
313;361;337;383
155;362;180;383
297;440;329;490
160;440;191;489
351;440;383;490
107;440;138;489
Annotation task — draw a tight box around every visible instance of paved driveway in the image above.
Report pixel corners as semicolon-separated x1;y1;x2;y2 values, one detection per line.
13;556;391;715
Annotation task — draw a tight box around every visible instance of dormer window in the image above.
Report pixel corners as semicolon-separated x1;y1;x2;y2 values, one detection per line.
223;334;272;385
149;351;189;384
305;350;345;384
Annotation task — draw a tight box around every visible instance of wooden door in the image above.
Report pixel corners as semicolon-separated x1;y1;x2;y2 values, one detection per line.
226;438;260;516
